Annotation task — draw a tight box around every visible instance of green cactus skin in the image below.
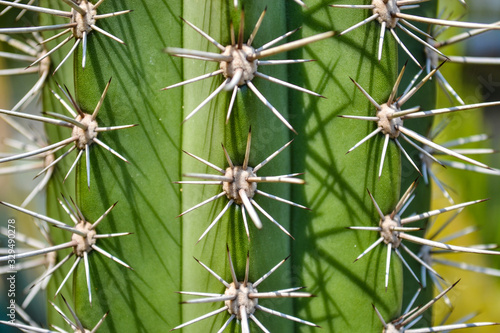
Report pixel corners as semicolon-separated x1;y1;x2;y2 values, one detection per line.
36;0;434;332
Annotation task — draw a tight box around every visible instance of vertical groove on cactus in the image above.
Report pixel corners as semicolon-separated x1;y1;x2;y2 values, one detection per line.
41;1;184;331
180;2;294;331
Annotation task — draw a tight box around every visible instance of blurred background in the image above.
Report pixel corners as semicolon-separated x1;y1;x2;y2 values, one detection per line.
419;1;500;331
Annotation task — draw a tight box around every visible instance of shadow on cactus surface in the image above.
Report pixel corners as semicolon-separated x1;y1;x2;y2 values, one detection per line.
0;0;499;333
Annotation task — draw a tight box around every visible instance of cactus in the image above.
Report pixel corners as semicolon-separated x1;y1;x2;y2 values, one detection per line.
1;1;499;332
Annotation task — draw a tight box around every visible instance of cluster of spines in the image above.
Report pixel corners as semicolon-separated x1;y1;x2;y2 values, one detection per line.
0;0;130;72
177;129;308;242
0;294;109;333
373;281;498;332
